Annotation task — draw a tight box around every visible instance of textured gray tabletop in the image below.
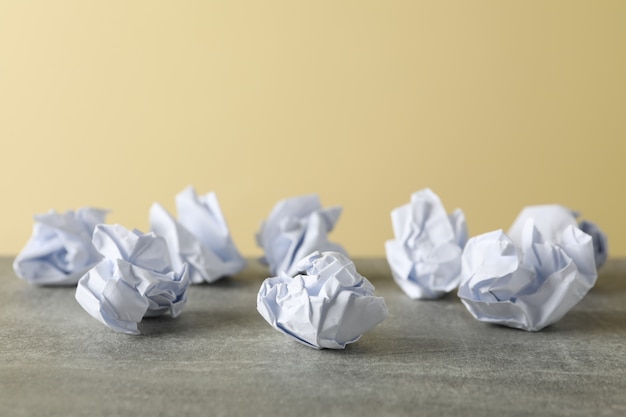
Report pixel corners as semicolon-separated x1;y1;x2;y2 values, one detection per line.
1;257;625;417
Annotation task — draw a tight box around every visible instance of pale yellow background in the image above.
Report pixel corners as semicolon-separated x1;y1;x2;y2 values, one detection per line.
1;1;624;258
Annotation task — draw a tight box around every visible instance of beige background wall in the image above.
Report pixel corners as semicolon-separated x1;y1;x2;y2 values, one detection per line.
1;1;624;258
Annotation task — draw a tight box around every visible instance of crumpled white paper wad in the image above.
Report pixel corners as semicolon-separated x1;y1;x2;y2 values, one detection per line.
508;204;607;269
75;224;190;335
256;195;346;276
385;189;467;299
150;186;246;283
458;219;597;331
13;207;108;285
257;251;388;349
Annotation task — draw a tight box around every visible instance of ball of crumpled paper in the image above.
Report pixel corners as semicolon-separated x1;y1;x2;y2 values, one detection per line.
150;186;246;283
508;204;607;269
256;195;346;275
257;251;388;349
13;207;108;285
385;189;468;299
75;224;190;335
458;218;598;331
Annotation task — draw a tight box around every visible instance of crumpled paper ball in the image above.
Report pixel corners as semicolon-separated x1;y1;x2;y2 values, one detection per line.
508;204;608;269
257;251;388;349
385;189;468;299
75;224;190;335
150;186;246;283
256;195;346;275
13;207;108;285
458;218;597;331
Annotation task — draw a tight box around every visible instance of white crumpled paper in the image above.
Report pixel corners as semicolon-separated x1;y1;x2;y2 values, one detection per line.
150;186;246;283
257;251;388;349
75;224;190;335
458;218;598;331
508;204;608;268
13;207;108;285
385;189;468;299
256;195;346;275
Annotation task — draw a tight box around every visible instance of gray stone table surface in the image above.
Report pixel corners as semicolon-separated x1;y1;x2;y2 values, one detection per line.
1;256;625;417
